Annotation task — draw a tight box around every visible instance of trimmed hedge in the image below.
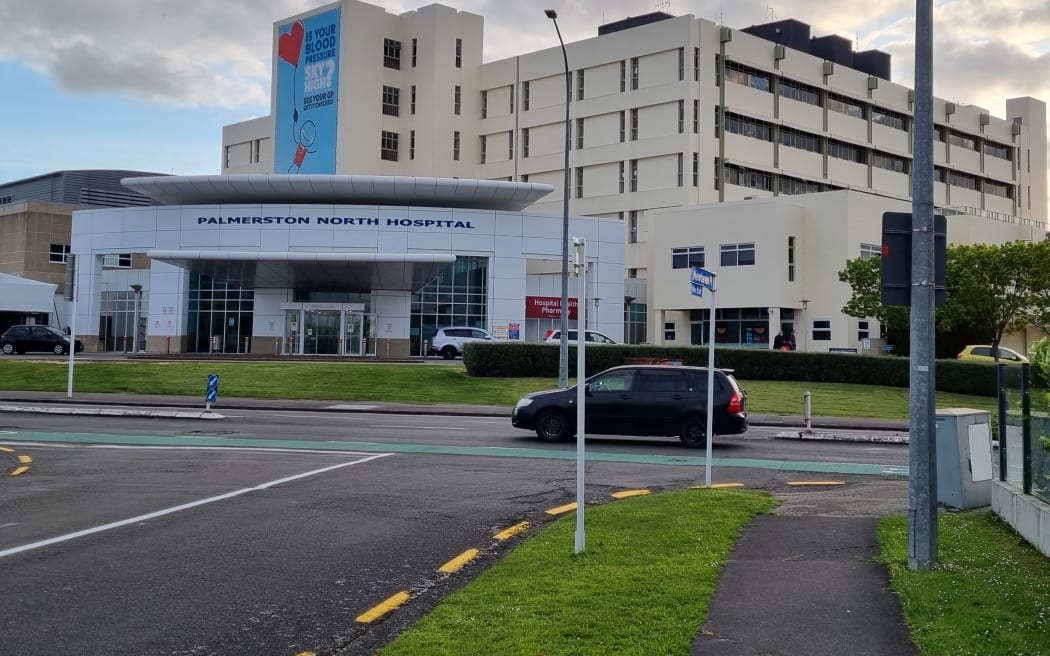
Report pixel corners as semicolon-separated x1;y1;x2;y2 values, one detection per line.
463;342;999;396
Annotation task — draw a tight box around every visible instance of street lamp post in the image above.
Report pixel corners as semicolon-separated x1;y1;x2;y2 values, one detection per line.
545;8;571;389
130;284;143;353
799;298;810;352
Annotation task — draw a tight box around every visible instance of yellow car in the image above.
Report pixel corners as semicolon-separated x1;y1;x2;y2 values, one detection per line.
956;345;1029;364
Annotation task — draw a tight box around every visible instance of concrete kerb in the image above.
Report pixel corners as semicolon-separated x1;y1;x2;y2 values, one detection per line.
0;404;224;420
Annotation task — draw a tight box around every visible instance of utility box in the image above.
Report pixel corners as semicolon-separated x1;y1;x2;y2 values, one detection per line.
935;408;994;509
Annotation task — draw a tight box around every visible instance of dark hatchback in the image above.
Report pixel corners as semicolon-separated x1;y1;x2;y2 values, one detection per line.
1;325;84;355
511;364;748;447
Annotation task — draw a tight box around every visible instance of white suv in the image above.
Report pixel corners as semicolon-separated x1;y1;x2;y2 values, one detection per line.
543;329;619;345
430;327;496;359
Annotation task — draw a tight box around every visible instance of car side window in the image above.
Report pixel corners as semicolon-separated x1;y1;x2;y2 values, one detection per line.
589;371;635;393
471;329;488;339
31;327;50;338
568;331;578;341
14;327;29;337
637;371;687;393
972;347;991;357
683;373;709;394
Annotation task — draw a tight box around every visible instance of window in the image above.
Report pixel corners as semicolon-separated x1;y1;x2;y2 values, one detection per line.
455;38;462;68
382;86;400;116
103;253;132;268
678;100;685;133
411;38;417;67
984;141;1010;160
677;152;684;187
630;159;638;192
575;167;584;199
778;78;821;106
480;135;487;164
454;85;461;115
576;117;584;149
409;130;415;160
453;131;461;161
871;151;908;174
826;93;864;119
949;131;977;151
858;320;870;341
724;112;772;141
860;243;881;259
628;210;638;243
522;81;530;110
620;60;626;92
787;236;795;281
725;62;771;92
508;131;513;160
617;162;626;193
381;131;399;161
664;321;676;342
383;38;401;69
522;128;529;157
779;126;819;152
827;139;865;163
693;99;699;134
678;47;685;81
692;153;699;186
672;246;704;269
949;170;978;190
49;243;71;264
509;85;514;113
726;164;772;191
630;108;638;141
410;85;416;114
630;57;639;90
693;47;699;81
812;319;832;341
481;90;487;119
720;243;756;267
985;179;1012;198
779;175;823;195
619;111;626;142
872;108;906;130
577;68;585;100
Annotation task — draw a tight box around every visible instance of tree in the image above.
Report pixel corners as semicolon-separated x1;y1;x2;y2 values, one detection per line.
1025;239;1050;333
837;256;909;347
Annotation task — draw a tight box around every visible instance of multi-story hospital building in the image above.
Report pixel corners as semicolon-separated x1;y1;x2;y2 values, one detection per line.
59;0;1049;354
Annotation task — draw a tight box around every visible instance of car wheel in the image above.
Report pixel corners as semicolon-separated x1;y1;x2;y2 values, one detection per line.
535;409;571;442
678;416;707;448
441;346;458;360
1;343;14;355
53;344;66;355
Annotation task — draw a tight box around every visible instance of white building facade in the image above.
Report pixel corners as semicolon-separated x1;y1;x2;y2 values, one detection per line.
222;0;1047;348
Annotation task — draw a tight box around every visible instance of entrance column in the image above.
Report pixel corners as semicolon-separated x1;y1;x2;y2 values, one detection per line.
372;289;411;358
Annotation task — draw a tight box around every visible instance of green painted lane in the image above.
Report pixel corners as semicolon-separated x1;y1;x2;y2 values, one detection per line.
4;431;909;477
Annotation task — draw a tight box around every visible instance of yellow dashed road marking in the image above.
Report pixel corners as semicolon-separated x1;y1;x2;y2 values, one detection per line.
10;466;29;477
787;481;845;486
546;502;577;515
494;521;529;541
612;489;651;499
295;652;316;656
18;455;31;464
356;591;410;623
438;548;479;574
0;446;13;453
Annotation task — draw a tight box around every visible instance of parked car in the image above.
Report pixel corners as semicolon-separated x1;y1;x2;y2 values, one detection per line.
543;329;620;345
956;345;1029;364
511;364;748;447
1;325;84;355
430;326;498;359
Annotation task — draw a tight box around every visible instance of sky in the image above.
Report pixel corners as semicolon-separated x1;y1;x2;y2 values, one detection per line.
1;0;1049;208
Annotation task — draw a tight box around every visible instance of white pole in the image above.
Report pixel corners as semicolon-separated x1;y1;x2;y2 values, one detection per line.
66;257;78;399
574;238;587;554
705;281;717;487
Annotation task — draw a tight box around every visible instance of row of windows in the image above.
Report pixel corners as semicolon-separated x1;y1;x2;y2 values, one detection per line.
48;245;132;268
383;37;462;70
670;243;757;269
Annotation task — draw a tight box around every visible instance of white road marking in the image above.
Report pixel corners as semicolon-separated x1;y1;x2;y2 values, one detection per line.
0;523;18;529
372;425;466;430
0;453;392;559
461;419;507;424
325;404;378;411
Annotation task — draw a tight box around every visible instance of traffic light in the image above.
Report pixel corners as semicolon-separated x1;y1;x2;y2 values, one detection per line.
880;212;946;307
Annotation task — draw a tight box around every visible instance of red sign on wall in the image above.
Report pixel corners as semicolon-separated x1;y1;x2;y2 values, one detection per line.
525;295;579;320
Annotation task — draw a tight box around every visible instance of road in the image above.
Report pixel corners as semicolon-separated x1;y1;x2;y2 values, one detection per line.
0;408;910;656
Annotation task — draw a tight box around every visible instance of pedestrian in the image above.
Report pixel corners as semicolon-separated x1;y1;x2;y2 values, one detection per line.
773;332;784;350
788;331;797;351
63;326;71;335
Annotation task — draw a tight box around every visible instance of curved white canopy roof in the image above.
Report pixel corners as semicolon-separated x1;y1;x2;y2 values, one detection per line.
123;175;554;211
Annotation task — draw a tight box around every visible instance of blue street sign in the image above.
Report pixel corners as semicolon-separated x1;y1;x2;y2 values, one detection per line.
691;267;715;290
206;389;217;403
208;374;219;389
690;282;703;298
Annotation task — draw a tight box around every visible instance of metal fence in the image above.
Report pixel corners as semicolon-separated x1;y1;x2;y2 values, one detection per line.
998;363;1050;504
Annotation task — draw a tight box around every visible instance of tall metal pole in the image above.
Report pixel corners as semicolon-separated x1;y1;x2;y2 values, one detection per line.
908;0;937;571
546;9;571;389
574;237;587;553
705;281;717;487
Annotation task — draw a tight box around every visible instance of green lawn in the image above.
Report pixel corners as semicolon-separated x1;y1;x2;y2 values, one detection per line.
0;360;997;419
377;489;776;656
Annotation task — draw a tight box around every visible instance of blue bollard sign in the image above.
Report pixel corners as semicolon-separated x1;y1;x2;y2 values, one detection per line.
205;374;219;408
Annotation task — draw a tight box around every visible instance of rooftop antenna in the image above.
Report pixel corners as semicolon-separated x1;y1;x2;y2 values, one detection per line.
655;0;671;12
766;4;777;22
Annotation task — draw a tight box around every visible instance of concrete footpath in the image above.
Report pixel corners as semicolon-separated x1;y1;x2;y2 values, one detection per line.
0;391;918;654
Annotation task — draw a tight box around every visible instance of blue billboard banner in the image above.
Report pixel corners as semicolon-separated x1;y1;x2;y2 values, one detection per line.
275;8;340;174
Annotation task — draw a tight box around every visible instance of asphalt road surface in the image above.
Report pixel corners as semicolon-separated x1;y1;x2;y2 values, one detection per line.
0;409;910;655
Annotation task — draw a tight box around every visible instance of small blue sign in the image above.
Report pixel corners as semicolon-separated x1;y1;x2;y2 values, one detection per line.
691;267;715;290
690;282;704;298
208;374;219;389
206;389;217;403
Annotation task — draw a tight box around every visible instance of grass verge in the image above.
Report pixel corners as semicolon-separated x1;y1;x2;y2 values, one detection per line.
0;360;996;419
376;489;775;656
878;510;1050;655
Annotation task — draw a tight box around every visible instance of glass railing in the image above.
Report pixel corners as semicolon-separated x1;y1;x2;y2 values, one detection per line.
997;363;1050;504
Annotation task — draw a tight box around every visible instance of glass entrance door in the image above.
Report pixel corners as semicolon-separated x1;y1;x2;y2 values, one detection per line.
344;311;364;355
305;309;341;355
284;310;301;354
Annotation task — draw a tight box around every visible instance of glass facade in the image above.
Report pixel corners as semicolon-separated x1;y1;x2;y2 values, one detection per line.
98;291;143;352
689;307;788;348
411;256;488;356
187;273;254;353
